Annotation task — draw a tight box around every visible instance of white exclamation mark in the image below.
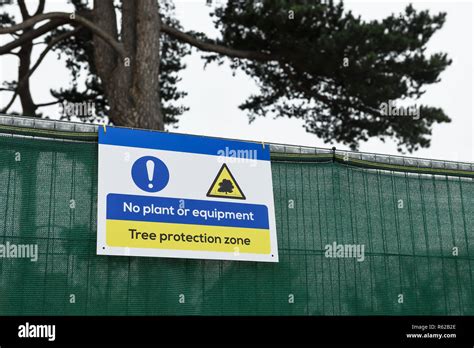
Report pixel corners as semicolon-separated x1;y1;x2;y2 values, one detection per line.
146;160;154;189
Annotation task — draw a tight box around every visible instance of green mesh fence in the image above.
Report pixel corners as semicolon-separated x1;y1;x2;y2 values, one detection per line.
0;124;473;315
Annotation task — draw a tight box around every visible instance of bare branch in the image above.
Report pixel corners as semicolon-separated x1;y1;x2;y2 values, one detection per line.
0;12;125;57
0;20;66;55
18;0;31;19
26;29;79;83
1;29;78;113
36;100;61;108
4;51;19;57
0;92;17;114
35;0;46;16
161;24;275;62
0;12;68;34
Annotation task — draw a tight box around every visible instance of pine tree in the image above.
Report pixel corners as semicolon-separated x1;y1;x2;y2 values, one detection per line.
0;0;451;152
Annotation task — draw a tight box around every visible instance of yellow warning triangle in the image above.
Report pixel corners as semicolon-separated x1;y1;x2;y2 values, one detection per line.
206;164;246;200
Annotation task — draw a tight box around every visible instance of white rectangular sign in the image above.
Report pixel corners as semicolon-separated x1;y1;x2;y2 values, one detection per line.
97;126;278;262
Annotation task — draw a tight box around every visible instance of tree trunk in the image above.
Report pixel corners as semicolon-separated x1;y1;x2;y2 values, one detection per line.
17;36;37;116
16;1;37;118
92;0;164;130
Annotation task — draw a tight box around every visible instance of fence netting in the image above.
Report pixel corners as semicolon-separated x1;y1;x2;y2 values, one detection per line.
0;119;473;315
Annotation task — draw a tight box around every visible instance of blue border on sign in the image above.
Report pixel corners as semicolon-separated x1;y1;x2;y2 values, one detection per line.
99;126;270;161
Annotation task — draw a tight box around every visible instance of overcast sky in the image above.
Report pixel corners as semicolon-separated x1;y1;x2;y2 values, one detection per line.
0;0;472;162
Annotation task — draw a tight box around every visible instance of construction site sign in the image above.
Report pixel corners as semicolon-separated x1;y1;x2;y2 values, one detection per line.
97;126;278;262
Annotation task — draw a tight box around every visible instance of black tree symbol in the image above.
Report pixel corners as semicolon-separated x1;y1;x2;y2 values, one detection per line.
218;179;234;194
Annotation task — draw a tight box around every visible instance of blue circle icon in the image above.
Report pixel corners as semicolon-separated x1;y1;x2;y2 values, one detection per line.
131;156;169;192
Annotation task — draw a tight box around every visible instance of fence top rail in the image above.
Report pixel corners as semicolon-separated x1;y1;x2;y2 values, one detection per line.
0;114;473;173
